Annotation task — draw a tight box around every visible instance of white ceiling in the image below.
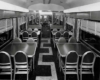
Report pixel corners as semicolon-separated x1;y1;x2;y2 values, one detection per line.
1;0;100;11
28;3;64;11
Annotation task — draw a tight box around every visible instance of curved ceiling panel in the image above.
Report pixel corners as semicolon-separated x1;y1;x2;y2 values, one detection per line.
1;0;100;12
0;0;27;8
28;3;64;11
28;3;48;10
48;4;64;11
65;0;100;9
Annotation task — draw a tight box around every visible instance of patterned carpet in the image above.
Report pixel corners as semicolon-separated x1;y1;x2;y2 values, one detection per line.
36;38;58;80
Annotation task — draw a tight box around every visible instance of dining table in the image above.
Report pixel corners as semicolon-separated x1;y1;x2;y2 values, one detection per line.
56;43;91;57
20;30;41;36
1;42;37;69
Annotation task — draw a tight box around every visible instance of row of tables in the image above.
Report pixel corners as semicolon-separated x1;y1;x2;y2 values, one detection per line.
1;42;37;57
55;37;100;80
1;42;37;69
20;30;41;36
52;30;73;36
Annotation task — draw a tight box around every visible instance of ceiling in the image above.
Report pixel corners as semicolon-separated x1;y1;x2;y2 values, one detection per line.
28;3;64;11
1;0;100;11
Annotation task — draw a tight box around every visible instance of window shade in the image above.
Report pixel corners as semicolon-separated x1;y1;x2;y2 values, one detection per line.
95;22;100;36
81;20;88;31
87;21;95;34
6;19;13;31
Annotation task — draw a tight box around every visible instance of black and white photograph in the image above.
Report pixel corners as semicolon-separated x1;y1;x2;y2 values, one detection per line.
0;0;99;80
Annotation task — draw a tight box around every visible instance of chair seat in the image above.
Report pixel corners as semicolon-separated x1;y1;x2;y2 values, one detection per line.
0;66;11;69
16;65;27;68
23;37;28;39
64;71;78;74
80;71;93;74
17;68;29;70
23;38;28;41
81;65;93;68
34;39;38;41
15;71;28;74
65;65;77;68
63;68;76;71
0;72;12;74
55;39;58;42
32;38;37;41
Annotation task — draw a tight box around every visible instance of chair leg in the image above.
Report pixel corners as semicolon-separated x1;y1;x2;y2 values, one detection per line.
80;73;82;80
93;70;94;77
14;73;15;80
58;56;60;68
64;74;66;80
59;65;61;72
11;73;12;80
59;63;62;71
92;72;94;80
77;73;79;80
33;56;35;70
27;73;28;80
58;56;61;71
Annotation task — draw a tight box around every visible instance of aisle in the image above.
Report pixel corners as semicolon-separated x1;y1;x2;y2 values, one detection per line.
34;38;64;80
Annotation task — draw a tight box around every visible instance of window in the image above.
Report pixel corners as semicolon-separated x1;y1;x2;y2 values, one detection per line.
20;23;26;31
80;29;100;52
66;23;73;32
0;29;13;47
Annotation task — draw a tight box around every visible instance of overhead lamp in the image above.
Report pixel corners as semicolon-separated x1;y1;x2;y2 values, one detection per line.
39;10;52;15
0;1;29;12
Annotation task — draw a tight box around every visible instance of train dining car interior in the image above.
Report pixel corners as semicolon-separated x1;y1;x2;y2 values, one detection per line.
1;0;100;80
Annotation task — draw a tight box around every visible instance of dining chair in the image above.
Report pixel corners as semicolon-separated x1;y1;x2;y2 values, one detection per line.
0;51;12;80
34;28;38;32
53;32;61;47
27;38;35;43
60;28;64;31
59;29;64;34
68;37;77;43
13;37;22;43
61;51;79;80
53;28;57;31
57;37;66;67
58;37;66;43
14;51;30;80
63;31;69;41
27;28;32;34
80;51;95;80
31;31;38;41
27;28;32;31
55;32;61;40
22;31;29;42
